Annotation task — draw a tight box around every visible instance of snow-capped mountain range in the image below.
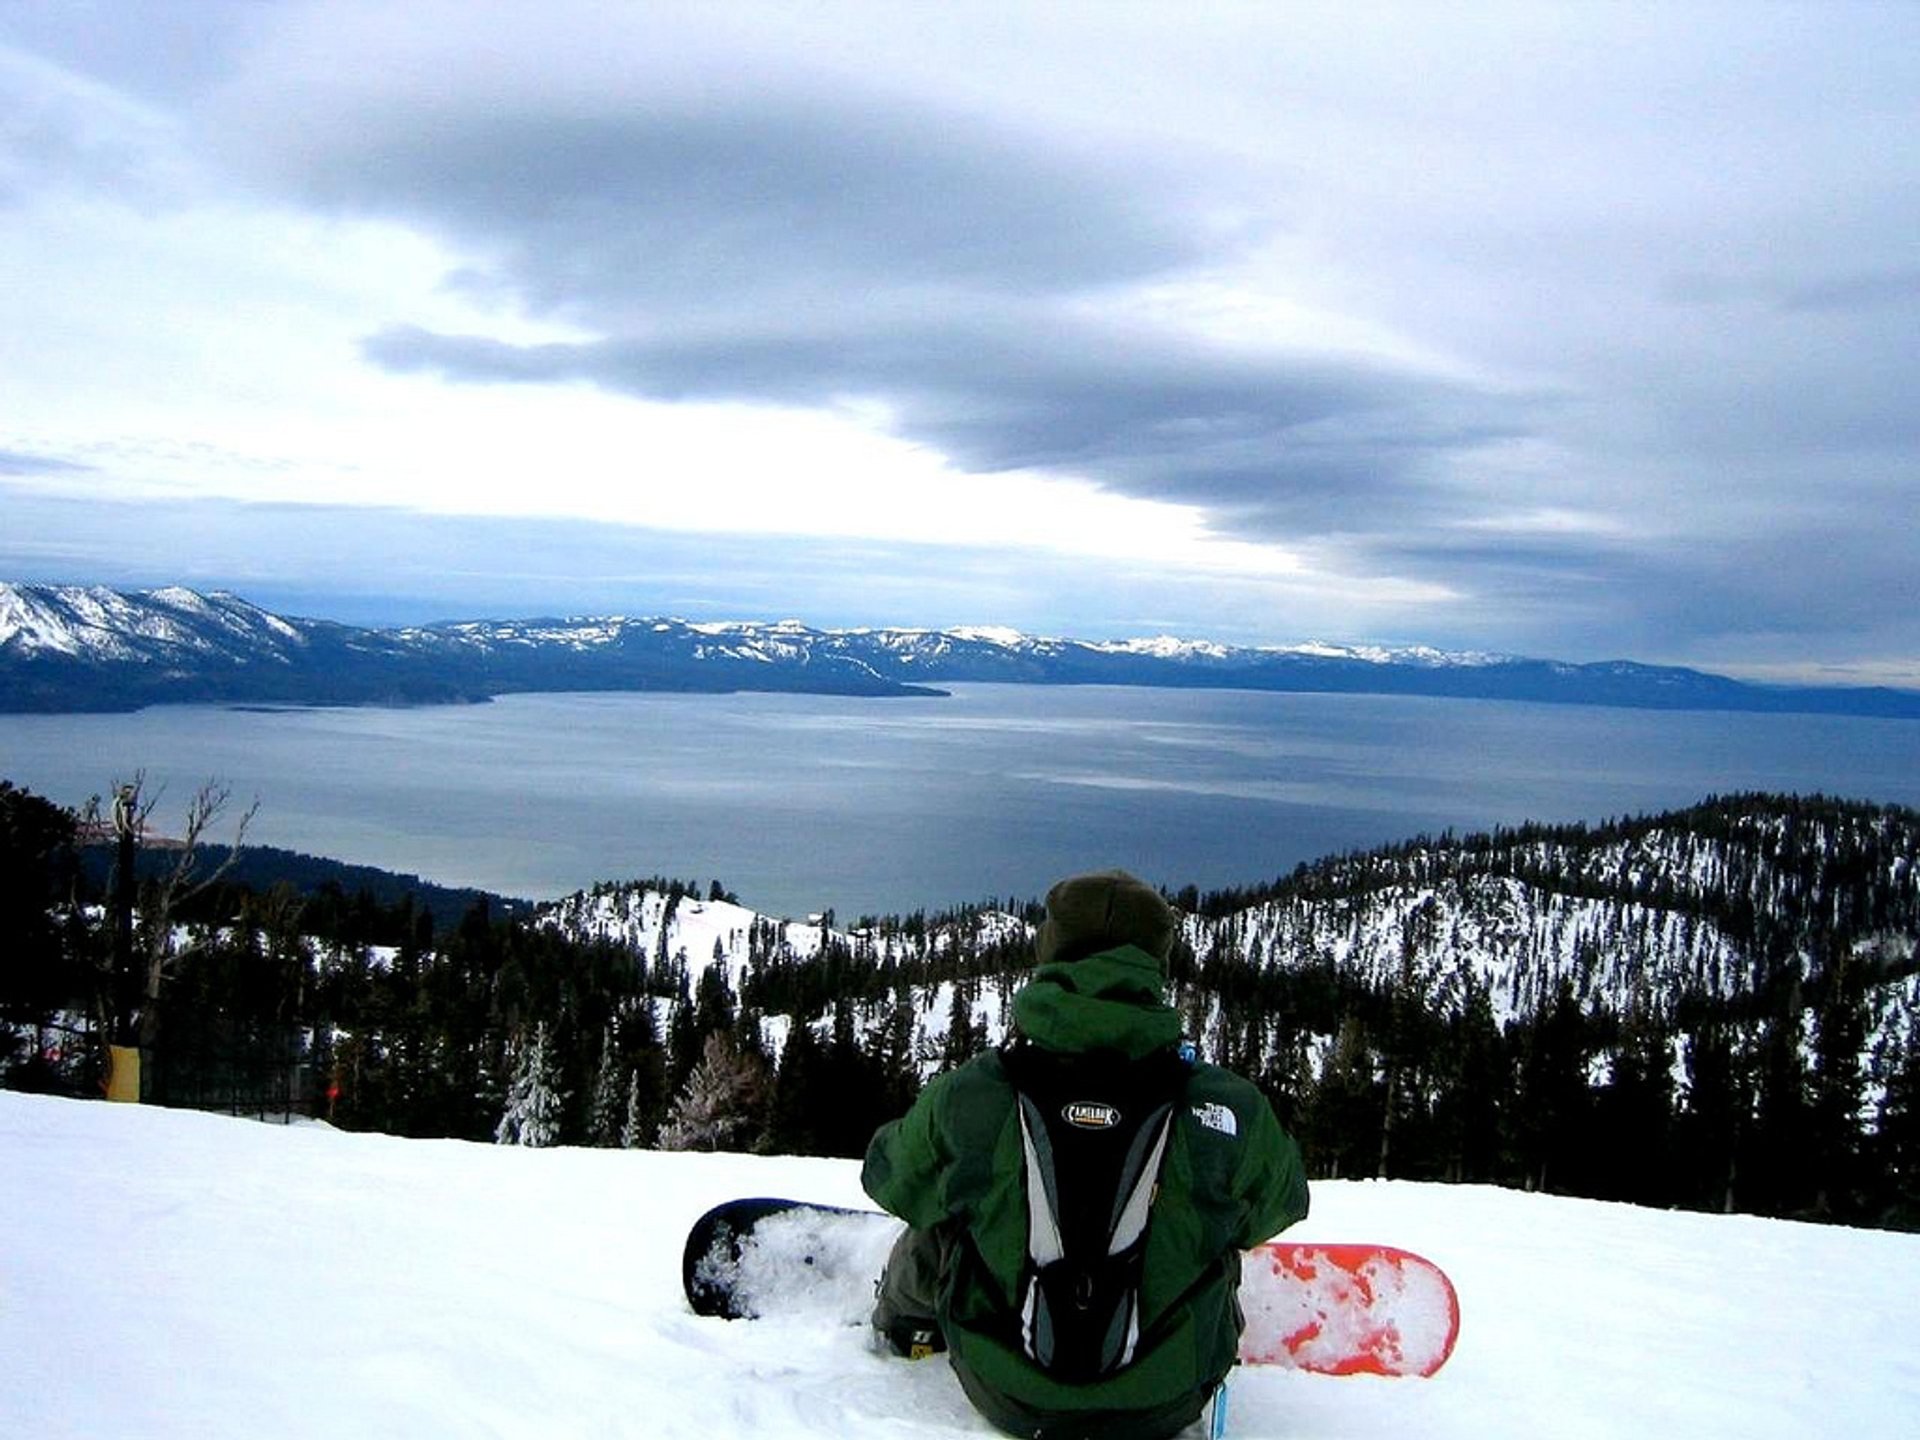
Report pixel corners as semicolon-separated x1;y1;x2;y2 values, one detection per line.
5;579;1918;718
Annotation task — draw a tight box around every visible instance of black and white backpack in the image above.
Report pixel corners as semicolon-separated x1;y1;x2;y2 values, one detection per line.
999;1040;1192;1382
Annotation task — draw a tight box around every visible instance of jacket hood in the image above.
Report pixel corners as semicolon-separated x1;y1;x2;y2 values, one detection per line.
1010;944;1183;1060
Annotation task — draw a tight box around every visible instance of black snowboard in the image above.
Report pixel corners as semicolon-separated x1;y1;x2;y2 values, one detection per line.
682;1196;902;1320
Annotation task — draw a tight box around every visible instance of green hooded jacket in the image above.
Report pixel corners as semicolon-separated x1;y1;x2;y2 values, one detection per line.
861;945;1309;1439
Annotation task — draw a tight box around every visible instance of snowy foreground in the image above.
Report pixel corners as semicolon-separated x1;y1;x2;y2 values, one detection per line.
5;1093;1919;1440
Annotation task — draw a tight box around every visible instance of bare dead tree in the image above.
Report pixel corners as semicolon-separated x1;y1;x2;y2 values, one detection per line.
85;774;259;1051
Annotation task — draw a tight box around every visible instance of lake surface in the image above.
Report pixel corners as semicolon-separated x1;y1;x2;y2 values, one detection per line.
4;684;1918;919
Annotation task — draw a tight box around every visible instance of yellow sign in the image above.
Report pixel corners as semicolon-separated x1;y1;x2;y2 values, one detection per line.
105;1045;141;1103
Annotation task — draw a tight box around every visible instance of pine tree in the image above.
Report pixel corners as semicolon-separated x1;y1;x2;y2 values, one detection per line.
586;1025;625;1148
1872;1010;1920;1229
1593;998;1676;1207
1378;914;1438;1179
767;1018;825;1154
1746;969;1812;1217
621;1071;650;1149
1305;1015;1384;1180
1431;981;1505;1184
665;971;699;1093
940;973;986;1071
619;1000;668;1147
496;1021;565;1147
1513;979;1594;1194
1679;1018;1744;1214
874;994;922;1120
1809;944;1870;1219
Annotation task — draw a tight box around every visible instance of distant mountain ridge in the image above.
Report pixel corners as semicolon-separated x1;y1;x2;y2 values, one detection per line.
4;579;1919;719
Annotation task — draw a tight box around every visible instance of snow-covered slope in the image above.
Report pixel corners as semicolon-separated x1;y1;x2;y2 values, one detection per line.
0;582;307;664
4;1091;1915;1439
540;885;1032;1060
534;790;1920;1079
1180;797;1920;1028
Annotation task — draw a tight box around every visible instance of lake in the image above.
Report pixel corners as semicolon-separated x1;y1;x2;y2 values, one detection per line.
3;684;1918;919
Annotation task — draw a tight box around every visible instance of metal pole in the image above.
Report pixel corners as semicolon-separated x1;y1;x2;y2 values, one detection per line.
106;784;142;1101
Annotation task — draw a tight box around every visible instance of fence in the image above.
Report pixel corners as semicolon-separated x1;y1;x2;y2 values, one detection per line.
142;1038;316;1122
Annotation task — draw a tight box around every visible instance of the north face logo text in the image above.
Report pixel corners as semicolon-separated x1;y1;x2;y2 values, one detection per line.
1062;1101;1122;1130
1191;1102;1237;1137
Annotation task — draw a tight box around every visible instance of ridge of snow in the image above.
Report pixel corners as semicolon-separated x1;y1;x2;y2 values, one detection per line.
0;582;311;662
944;625;1031;647
1090;635;1234;660
1275;640;1512;667
148;585;214;612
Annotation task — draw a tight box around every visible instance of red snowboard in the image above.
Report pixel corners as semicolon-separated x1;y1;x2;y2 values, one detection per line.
1238;1240;1460;1377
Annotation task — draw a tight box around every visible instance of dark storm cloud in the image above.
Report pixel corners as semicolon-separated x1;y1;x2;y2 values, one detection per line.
244;69;1545;551
296;99;1213;309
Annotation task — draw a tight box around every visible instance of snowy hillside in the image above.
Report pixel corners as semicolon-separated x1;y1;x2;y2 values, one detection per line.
532;793;1920;1092
540;884;1034;1060
1182;797;1920;1022
4;1091;1916;1439
0;582;307;665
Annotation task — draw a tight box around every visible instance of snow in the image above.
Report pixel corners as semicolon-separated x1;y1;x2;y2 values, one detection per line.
5;1092;1918;1439
1275;641;1509;668
1237;1244;1455;1376
542;885;1031;1017
947;625;1033;648
422;618;631;650
1092;636;1234;661
0;581;309;664
692;1205;902;1321
0;582;118;658
149;586;213;613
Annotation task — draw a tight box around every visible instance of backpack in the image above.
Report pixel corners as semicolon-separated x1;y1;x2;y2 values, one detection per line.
999;1039;1193;1382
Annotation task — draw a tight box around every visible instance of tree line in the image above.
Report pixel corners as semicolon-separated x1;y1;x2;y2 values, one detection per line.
4;779;1918;1229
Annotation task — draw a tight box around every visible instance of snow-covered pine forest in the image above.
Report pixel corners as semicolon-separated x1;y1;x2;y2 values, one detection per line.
4;784;1918;1226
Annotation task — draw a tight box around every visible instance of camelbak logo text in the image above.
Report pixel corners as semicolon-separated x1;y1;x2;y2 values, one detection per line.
1192;1102;1238;1137
1063;1102;1122;1130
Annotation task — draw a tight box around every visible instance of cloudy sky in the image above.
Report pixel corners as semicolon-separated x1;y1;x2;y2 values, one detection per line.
1;2;1915;682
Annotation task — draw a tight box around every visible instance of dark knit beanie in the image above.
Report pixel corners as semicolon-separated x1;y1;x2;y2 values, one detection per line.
1034;869;1178;968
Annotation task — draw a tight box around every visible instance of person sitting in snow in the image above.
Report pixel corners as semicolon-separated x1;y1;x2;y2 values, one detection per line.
862;869;1308;1440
